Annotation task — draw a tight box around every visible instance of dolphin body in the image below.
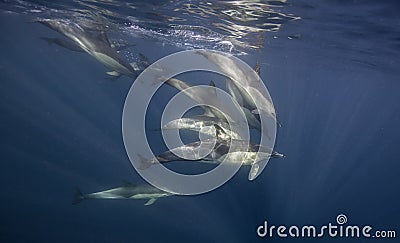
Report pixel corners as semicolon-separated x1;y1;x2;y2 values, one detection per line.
165;79;231;121
165;78;261;131
40;37;135;53
139;126;284;180
73;182;173;206
36;19;139;78
196;50;278;123
40;37;84;52
160;115;242;140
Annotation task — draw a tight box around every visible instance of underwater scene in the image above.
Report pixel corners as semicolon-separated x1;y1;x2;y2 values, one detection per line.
0;0;399;242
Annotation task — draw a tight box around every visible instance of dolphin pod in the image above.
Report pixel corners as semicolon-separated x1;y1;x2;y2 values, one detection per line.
35;18;283;203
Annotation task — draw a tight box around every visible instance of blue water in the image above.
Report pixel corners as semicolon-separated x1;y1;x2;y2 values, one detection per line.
1;0;399;242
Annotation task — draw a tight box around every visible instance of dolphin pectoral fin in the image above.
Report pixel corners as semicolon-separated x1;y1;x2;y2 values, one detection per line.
144;198;157;206
249;160;270;181
106;71;121;77
248;163;260;181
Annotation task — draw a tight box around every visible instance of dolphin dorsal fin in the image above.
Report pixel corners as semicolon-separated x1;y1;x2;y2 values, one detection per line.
98;31;111;47
209;80;216;87
144;198;157;206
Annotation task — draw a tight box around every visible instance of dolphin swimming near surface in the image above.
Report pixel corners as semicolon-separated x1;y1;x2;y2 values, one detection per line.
36;18;140;78
73;181;173;206
40;37;84;52
40;36;136;53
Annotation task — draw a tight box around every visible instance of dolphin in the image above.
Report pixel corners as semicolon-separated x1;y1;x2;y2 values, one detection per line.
40;37;136;53
139;126;284;180
225;62;282;127
160;115;242;140
73;181;173;206
165;79;229;120
196;50;278;123
36;18;140;78
165;78;261;130
40;37;84;52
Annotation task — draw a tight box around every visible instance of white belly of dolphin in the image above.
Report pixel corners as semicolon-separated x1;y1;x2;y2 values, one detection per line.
91;52;131;75
217;152;271;165
130;193;167;199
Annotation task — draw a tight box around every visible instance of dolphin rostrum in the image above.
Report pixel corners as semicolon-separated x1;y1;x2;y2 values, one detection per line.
73;181;173;206
36;18;140;78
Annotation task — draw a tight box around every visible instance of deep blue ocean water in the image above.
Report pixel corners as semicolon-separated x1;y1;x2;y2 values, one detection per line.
1;0;399;242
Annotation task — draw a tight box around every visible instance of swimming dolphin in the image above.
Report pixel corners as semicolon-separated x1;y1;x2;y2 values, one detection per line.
165;78;261;130
40;37;136;53
40;37;84;52
160;115;242;140
196;50;278;123
165;79;230;120
36;18;139;78
73;181;173;206
225;62;282;127
140;126;284;180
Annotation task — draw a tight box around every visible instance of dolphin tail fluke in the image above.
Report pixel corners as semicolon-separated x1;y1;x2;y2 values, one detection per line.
144;198;157;206
72;188;84;205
